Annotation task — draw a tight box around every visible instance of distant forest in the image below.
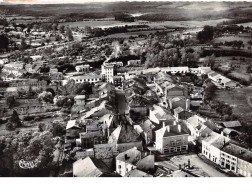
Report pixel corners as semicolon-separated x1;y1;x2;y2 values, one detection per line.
1;2;252;22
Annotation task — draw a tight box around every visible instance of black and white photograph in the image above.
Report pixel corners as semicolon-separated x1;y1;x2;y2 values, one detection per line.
0;0;252;180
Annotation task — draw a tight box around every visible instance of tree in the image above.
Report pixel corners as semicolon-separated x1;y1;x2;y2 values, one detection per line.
33;24;39;31
204;54;216;68
204;83;217;102
74;82;92;95
19;37;27;51
6;96;16;108
50;122;65;137
197;26;214;43
6;110;22;130
52;24;58;33
58;25;65;33
38;91;53;103
38;123;46;132
66;27;73;41
0;34;9;52
1;130;55;176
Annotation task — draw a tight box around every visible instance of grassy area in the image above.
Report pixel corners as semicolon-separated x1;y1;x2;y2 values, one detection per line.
238;22;252;28
214;33;252;50
215;56;252;82
213;87;252;123
63;18;229;29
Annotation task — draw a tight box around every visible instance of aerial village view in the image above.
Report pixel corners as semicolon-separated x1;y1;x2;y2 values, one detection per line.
0;0;252;177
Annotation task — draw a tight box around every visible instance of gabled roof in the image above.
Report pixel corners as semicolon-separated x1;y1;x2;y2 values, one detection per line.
124;169;153;177
187;115;200;128
73;157;114;177
66;120;81;130
108;125;122;144
151;105;174;121
196;124;212;135
204;120;221;131
174;107;184;114
116;147;141;165
202;131;230;149
221;143;252;164
156;125;188;138
222;121;242;128
170;96;186;103
74;95;85;100
208;71;218;77
140;119;155;133
222;128;233;135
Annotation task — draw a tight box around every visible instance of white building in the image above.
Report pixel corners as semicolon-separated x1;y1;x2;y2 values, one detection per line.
74;95;86;106
202;131;230;165
70;73;102;84
186;115;211;140
101;63;114;83
116;147;141;176
76;64;90;72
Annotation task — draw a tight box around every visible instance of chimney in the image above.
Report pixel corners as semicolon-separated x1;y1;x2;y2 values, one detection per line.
167;126;170;132
162;122;165;128
173;120;177;125
186;99;190;110
178;124;181;133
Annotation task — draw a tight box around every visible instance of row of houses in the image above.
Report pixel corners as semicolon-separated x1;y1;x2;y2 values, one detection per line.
184;113;252;177
202;131;252;177
125;66;212;80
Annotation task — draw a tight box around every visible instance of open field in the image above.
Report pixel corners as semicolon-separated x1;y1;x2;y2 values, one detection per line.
213;87;252;123
63;18;230;29
238;22;252;28
105;30;163;39
215;56;252;81
214;33;252;50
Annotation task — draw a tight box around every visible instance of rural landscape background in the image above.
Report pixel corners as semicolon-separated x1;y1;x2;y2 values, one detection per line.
0;1;252;177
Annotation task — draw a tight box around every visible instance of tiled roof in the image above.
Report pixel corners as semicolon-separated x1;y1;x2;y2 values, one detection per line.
73;157;113;177
116;147;141;165
174;107;184;114
202;131;230;149
221;143;252;164
222;121;242;128
124;169;153;177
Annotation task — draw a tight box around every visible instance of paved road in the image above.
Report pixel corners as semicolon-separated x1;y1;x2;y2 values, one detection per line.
170;154;227;177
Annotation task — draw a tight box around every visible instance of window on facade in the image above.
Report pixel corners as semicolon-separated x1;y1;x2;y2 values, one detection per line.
171;141;176;146
126;168;128;172
181;146;187;151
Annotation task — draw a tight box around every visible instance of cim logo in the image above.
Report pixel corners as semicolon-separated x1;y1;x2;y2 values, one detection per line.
19;159;40;169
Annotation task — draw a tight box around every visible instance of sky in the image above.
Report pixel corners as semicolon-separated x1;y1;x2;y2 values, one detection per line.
1;0;246;4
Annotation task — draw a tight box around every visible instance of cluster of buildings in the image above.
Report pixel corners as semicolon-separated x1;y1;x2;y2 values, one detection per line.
0;21;249;178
